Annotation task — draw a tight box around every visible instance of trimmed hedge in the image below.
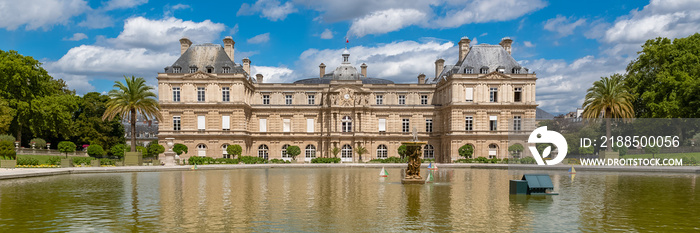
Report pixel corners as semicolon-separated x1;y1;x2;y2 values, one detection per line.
239;156;267;164
72;157;93;165
310;157;341;163
17;157;39;165
269;159;291;164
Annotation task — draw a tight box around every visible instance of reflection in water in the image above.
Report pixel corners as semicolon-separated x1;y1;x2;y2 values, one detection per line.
0;168;698;231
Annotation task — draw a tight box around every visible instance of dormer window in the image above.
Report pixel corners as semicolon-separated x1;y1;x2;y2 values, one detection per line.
497;66;505;73
223;67;230;73
480;67;489;74
190;66;198;73
173;67;181;73
465;68;473;74
512;67;521;74
206;66;214;73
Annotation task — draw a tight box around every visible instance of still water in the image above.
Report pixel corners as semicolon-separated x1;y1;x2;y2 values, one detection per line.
0;168;698;232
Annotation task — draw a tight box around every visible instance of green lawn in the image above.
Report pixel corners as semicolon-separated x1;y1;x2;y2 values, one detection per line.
17;154;92;164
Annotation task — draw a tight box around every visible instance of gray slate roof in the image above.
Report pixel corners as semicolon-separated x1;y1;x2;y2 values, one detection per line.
294;76;394;84
293;50;394;84
432;44;528;83
164;43;246;74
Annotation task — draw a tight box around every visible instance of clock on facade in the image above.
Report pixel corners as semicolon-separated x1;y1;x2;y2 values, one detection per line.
344;94;350;99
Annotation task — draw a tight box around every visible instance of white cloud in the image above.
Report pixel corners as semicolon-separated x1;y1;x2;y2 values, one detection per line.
238;0;297;21
430;0;547;28
52;73;95;94
0;0;89;30
479;32;488;37
247;33;270;44
46;45;177;76
109;16;226;52
164;3;190;16
230;24;239;35
251;65;296;83
543;15;587;37
348;8;427;37
320;28;334;39
523;41;535;47
102;0;148;10
78;12;114;29
64;33;88;41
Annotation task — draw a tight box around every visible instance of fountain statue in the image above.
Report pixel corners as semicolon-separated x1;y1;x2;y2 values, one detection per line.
401;127;427;184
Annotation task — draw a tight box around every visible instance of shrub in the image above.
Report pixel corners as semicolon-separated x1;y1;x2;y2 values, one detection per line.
459;144;474;158
508;144;524;158
474;156;488;163
17;157;39;165
173;144;188;155
0;141;16;160
369;157;407;163
46;156;62;165
227;144;242;159
58;141;76;157
87;145;106;157
455;158;472;163
99;158;117;166
110;144;127;158
310;157;341;163
239;156;267;164
214;158;239;164
145;143;165;158
188;156;213;165
489;158;501;163
30;138;46;149
613;145;628;157
270;158;291;164
72;157;93;165
397;145;407;158
519;157;537;164
286;146;301;160
0;134;15;142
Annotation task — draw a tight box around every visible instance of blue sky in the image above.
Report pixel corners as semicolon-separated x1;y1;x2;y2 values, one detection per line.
1;0;699;115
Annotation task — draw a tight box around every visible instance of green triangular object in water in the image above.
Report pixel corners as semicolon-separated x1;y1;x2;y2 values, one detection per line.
426;172;434;182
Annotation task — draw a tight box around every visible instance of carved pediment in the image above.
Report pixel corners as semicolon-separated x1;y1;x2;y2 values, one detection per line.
481;72;511;79
183;70;215;79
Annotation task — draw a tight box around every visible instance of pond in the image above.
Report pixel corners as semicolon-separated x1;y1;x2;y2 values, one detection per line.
0;168;698;232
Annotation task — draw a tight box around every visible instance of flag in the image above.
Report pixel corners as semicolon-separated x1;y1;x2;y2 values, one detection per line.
345;37;349;43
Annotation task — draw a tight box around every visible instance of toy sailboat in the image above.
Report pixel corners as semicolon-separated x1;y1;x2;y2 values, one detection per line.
428;162;438;170
569;166;576;174
426;172;434;183
379;167;388;177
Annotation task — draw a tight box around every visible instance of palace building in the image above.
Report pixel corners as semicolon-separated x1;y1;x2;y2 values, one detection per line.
157;36;537;163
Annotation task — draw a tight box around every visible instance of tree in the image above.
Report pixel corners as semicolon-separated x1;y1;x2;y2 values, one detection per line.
644;145;661;159
72;92;125;151
0;134;15;142
110;144;126;158
58;141;76;158
0;97;14;134
87;145;105;157
0;141;16;160
397;145;407;158
173;143;188;155
508;144;524;158
286;145;301;160
102;76;162;152
146;142;165;159
330;147;340;158
582;74;634;151
226;144;242;159
355;145;368;162
458;144;474;158
613;144;628;157
30;138;46;149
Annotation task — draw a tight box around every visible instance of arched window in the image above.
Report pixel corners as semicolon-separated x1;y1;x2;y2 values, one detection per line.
489;144;498;159
281;144;291;159
376;145;388;159
258;145;269;159
196;144;207;157
342;116;352;132
305;145;316;161
341;144;353;162
424;144;434;159
222;144;229;158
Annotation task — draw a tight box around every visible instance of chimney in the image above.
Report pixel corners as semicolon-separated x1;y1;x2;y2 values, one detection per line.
179;37;192;55
242;58;251;75
458;37;471;61
223;36;235;61
360;63;367;77
499;37;513;55
256;74;263;83
319;63;326;78
434;58;445;79
418;74;426;84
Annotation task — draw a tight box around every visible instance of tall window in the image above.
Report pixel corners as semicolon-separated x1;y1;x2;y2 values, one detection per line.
341;144;352;161
378;118;386;132
285;95;292;105
196;144;207;157
426;119;433;133
222;144;230;158
197;115;205;131
421;95;428;105
514;87;522;102
402;119;410;133
465;87;473;102
259;119;267;132
376;145;388;159
305;145;316;159
489;87;498;102
307;119;314;133
490;116;498;131
342;116;352;132
376;95;383;105
398;95;406;105
281;144;291;159
283;119;291;132
197;87;205;102
222;87;230;102
465;116;473;131
262;95;270;105
424;144;434;159
308;94;315;105
258;145;268;159
172;87;180;102
173;116;181;131
513;116;521;131
222;115;230;130
173;67;181;73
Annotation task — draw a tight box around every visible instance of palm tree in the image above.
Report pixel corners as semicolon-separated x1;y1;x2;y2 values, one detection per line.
355;145;368;162
103;76;162;152
582;74;634;151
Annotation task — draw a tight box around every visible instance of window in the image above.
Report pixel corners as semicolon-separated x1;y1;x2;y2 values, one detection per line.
378;118;386;132
308;94;315;105
514;87;522;102
207;68;213;73
259;119;267;132
426;119;433;133
513;68;520;74
376;95;383;105
489;87;498;102
398;95;406;105
190;67;197;73
196;144;207;157
222;115;230;130
376;145;388;159
307;119;314;133
197;115;205;131
465;87;473;102
489;144;498;159
172;87;180;102
513;116;521;131
258;145;269;159
480;68;488;74
173;116;181;131
424;144;434;159
281;144;291;159
223;67;230;73
342;116;352;132
305;145;316;159
262;95;270;105
222;144;229;158
497;68;505;73
173;67;181;73
490;116;498;131
197;87;205;102
465;68;473;74
402;119;410;133
421;95;428;105
285;95;292;105
222;87;230;102
465;116;473;131
283;119;291;132
341;144;352;161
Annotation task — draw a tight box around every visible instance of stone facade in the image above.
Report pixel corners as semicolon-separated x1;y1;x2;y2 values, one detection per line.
157;36;537;163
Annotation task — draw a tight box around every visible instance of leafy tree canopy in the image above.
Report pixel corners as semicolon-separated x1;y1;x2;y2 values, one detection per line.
227;144;242;158
173;143;188;155
458;144;473;158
